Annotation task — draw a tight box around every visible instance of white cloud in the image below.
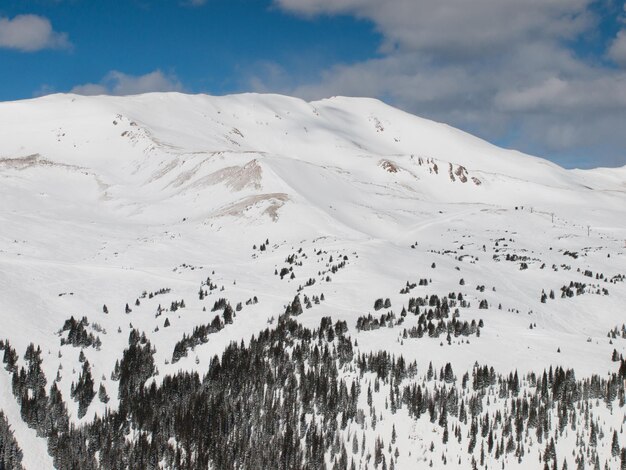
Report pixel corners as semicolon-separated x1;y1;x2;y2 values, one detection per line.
70;70;184;96
609;30;626;66
276;0;593;57
265;0;626;167
0;15;71;52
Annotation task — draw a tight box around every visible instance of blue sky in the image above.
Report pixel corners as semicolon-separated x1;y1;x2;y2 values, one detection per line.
0;0;379;99
1;0;625;168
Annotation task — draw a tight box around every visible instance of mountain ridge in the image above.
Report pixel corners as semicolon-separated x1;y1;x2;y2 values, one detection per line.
0;91;626;469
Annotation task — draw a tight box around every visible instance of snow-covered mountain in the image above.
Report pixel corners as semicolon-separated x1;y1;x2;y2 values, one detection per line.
0;92;625;469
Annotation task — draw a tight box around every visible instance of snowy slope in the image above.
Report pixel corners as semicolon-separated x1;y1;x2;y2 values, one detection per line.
0;92;625;469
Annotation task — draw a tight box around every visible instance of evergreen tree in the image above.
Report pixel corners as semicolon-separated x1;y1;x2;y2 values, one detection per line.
98;384;109;403
223;304;234;324
0;411;24;469
71;361;95;418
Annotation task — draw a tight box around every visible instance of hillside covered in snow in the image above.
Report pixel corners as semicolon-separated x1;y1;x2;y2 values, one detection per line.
0;92;625;469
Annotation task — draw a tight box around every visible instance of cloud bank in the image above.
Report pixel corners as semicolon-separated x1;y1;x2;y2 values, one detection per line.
264;0;626;167
71;70;184;96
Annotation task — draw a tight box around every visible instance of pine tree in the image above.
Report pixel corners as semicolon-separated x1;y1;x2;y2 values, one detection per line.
0;411;24;469
71;360;95;418
223;304;234;324
98;383;109;403
589;422;597;447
